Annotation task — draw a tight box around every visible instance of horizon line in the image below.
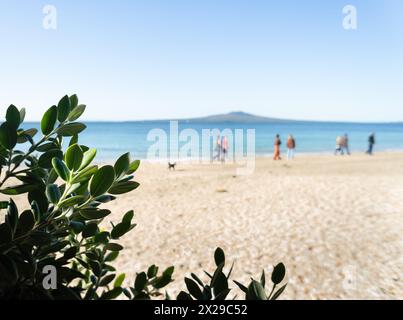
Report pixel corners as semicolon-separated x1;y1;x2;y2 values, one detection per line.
22;112;403;125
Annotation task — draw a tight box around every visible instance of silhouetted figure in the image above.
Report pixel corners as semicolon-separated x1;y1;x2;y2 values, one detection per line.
273;134;282;160
212;135;221;162
287;134;296;160
343;134;350;155
335;136;344;155
221;136;228;163
366;133;375;155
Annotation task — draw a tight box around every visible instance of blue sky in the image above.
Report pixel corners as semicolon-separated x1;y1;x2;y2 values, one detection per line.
0;0;402;122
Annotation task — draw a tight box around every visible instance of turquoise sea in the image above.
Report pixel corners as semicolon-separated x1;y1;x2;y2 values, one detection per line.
25;121;403;161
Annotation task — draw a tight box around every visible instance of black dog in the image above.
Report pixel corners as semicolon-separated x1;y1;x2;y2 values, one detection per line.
168;162;176;171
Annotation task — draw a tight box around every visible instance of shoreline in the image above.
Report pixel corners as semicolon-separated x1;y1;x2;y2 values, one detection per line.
95;149;403;164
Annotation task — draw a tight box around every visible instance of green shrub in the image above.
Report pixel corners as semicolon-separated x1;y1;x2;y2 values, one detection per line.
0;95;286;300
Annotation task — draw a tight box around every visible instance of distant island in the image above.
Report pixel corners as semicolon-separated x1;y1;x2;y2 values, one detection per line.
144;111;402;124
83;111;402;124
181;111;292;123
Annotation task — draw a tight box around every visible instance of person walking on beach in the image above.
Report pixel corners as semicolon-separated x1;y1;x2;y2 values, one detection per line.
212;135;221;162
334;136;344;155
343;133;351;155
366;133;376;155
221;136;228;163
273;134;282;160
287;134;296;160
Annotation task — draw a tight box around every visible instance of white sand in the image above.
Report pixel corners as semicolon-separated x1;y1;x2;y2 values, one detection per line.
103;152;403;299
3;152;402;299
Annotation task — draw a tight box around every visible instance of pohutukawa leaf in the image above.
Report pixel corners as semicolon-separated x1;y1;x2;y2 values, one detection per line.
127;160;141;174
65;144;84;171
114;153;130;178
16;128;38;144
69;134;78;146
57;122;86;137
72;165;98;183
89;260;102;277
147;265;158;278
134;272;147;291
30;201;41;223
105;251;119;262
41;105;58;135
80;145;89;153
63;246;78;260
80;148;97;170
270;284;287;300
6;199;18;236
122;210;134;225
57;95;71;122
1;184;37;195
6;104;21;129
185;277;204;300
111;222;131;239
114;273;126;288
79;208;111;220
58;195;85;208
261;269;266;288
52;157;71;181
47;168;59;184
108;181;140;195
17;210;35;235
214;247;225;267
105;243;124;251
90;165;115;197
271;263;286;285
248;280;267;300
0;122;17;149
67;104;86;121
28;189;49;214
94;195;116;203
82;222;98;238
37;142;58;152
94;231;109;244
46;184;61;204
69;221;85;234
19;107;26;124
38;149;63;169
69;94;79;110
99;274;116;287
0;201;8;209
25;128;38;137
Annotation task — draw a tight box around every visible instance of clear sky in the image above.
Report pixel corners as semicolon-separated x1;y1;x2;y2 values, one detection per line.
0;0;402;122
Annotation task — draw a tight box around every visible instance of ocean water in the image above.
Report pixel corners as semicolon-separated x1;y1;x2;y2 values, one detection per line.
24;121;403;161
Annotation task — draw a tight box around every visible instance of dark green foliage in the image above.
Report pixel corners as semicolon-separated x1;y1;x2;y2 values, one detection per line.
0;95;287;300
177;248;287;300
0;96;144;299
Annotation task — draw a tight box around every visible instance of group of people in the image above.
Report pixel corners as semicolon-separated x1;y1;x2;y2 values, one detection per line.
273;134;296;161
212;135;229;162
212;132;377;162
334;133;376;156
273;133;376;161
334;134;350;155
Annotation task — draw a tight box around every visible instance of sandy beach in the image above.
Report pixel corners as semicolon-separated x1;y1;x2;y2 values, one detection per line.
3;152;402;299
97;151;402;300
